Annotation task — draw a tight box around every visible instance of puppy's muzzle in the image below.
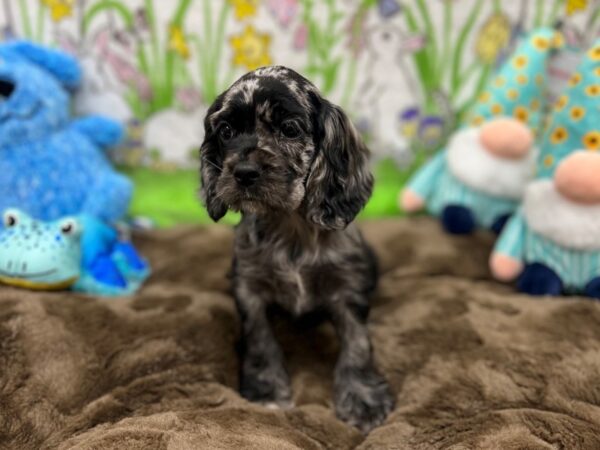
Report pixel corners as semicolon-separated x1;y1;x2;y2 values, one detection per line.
234;161;261;187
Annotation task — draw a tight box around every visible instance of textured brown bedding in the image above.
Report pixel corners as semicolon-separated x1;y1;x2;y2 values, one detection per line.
2;217;600;449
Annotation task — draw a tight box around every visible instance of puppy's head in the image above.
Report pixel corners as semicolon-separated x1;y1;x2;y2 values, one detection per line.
200;66;373;230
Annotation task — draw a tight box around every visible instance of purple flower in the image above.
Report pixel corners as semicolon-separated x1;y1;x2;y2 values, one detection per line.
399;106;420;122
1;25;15;41
418;116;445;147
398;106;420;139
378;0;401;19
267;0;298;27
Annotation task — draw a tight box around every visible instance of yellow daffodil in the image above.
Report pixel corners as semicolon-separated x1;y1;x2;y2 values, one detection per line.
230;25;272;70
41;0;73;22
169;25;190;59
475;13;510;64
229;0;259;20
566;0;587;16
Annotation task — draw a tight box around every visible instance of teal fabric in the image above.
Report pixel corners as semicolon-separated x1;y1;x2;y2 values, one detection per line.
496;210;600;291
536;41;600;178
409;150;519;228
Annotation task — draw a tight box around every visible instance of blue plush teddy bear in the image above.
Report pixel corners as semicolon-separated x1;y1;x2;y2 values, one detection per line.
0;41;148;295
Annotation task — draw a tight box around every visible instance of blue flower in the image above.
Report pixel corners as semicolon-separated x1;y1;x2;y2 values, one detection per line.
418;116;445;147
378;0;401;19
398;106;420;139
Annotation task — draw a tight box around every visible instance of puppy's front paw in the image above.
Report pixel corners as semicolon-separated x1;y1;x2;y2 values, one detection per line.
334;368;395;433
240;360;292;406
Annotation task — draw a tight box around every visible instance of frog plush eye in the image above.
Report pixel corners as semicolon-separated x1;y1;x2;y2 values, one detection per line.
59;219;79;236
3;211;18;228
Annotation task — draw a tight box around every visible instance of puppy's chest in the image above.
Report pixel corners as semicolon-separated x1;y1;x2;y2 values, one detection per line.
241;241;340;315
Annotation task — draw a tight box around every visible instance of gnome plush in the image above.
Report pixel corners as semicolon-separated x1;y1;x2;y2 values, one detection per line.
401;28;563;234
490;40;600;298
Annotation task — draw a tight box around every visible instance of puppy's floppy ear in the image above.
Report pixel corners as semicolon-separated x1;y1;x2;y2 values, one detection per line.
304;97;373;230
200;95;228;222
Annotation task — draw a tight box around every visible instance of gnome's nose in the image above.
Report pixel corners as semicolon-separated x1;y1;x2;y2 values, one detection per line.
479;117;534;159
555;151;600;204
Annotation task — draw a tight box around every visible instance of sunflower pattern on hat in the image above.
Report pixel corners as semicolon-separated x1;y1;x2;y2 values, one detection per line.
466;28;564;134
492;38;600;298
401;28;562;235
535;43;600;178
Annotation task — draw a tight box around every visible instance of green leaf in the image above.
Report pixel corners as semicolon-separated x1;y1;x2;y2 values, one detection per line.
83;0;134;33
451;0;484;97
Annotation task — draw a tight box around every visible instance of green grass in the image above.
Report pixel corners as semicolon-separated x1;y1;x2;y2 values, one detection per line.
123;158;422;227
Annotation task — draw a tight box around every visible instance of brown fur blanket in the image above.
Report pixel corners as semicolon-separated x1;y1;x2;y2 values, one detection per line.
2;217;600;449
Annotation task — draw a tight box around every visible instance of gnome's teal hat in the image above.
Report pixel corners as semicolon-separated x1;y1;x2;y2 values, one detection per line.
536;39;600;178
465;27;563;133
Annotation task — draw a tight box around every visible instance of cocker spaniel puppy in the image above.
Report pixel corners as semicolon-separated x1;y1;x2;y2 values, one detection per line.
199;66;394;432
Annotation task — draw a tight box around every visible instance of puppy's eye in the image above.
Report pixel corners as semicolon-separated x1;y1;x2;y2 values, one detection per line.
281;121;301;139
218;123;234;141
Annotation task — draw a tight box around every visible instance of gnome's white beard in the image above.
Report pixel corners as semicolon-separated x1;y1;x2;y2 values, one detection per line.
524;179;600;251
447;127;537;200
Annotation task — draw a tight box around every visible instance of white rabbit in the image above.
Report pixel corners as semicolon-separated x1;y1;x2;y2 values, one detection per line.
56;26;151;124
143;106;207;168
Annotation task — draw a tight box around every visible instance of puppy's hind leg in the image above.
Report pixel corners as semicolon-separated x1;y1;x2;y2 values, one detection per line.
330;295;395;433
235;283;292;408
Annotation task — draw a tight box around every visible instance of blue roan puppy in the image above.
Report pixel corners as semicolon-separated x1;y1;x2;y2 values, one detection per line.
199;66;394;432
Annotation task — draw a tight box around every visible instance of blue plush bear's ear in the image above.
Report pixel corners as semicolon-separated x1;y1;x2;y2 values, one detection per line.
5;41;81;89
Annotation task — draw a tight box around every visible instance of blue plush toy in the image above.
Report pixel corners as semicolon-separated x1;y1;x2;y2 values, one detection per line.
0;41;149;295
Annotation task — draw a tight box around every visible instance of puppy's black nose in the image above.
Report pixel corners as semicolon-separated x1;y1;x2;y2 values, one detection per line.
234;162;260;187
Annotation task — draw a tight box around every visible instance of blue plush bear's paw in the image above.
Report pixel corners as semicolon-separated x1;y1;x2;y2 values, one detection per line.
491;214;511;235
584;277;600;300
518;263;563;297
441;205;476;234
71;116;124;149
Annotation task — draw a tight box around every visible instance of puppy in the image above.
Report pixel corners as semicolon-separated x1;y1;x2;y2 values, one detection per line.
199;66;394;432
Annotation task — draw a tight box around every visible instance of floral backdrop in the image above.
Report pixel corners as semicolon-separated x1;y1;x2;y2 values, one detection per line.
0;0;597;226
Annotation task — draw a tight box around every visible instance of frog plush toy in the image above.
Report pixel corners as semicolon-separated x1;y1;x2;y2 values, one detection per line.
0;41;148;295
0;209;81;291
400;28;563;235
490;40;600;298
0;209;147;295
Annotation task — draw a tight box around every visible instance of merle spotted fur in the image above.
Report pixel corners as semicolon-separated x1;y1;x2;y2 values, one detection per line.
199;66;394;432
